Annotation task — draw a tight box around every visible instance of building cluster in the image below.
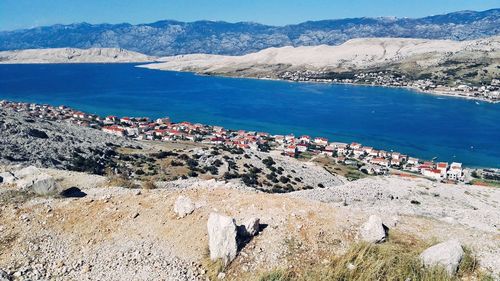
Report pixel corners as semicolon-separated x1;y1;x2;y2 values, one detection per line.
279;71;500;102
1;100;465;183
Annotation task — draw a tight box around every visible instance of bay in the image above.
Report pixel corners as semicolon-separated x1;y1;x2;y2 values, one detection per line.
0;63;498;168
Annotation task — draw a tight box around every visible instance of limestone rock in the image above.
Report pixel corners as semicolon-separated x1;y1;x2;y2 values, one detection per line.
173;196;195;218
420;239;464;275
0;269;9;281
19;173;60;195
14;166;41;179
0;172;16;184
207;213;238;265
360;215;388;243
243;217;260;237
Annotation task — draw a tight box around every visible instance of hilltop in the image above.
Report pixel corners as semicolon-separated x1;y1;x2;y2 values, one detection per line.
0;9;498;56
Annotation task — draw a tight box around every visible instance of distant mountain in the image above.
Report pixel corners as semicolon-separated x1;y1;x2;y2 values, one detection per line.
0;9;499;56
0;48;155;64
140;36;500;85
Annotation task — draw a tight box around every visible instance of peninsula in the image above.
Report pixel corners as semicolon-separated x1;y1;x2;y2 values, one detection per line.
140;36;500;102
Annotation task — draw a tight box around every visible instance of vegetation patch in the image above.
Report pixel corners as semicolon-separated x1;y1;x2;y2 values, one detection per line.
257;233;490;281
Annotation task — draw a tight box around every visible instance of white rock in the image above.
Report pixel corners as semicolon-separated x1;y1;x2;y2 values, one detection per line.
360;215;387;243
420;239;464;275
244;217;260;236
14;166;41;179
18;173;60;195
0;172;16;184
173;196;195;218
207;213;238;265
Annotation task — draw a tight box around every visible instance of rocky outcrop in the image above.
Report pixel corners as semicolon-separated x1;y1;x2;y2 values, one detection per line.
420;240;464;275
0;108;138;172
173;196;195;218
25;174;60;196
207;213;238;265
359;215;388;243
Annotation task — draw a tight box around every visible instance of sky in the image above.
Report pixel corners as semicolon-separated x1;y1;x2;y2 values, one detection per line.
0;0;499;31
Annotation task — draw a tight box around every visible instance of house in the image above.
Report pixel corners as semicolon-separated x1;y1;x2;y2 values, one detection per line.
422;169;442;180
156;117;171;124
299;135;311;143
120;117;133;125
391;152;401;160
314;137;328;146
407;157;419;165
353;149;365;157
336;145;348;156
436;162;448;176
102;126;126;136
390;158;401;167
285;145;297;157
370;157;389;167
447;162;463;181
350;142;362;149
296;143;308;152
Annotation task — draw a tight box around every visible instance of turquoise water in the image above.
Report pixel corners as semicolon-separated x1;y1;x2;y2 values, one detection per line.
0;63;498;168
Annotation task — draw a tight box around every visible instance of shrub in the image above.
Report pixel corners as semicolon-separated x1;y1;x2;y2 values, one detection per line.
107;176;139;189
142;180;158;190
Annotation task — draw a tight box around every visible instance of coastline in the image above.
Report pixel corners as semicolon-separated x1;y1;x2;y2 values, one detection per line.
2;99;499;181
139;66;499;104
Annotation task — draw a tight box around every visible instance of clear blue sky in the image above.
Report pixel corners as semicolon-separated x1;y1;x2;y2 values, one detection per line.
1;0;499;31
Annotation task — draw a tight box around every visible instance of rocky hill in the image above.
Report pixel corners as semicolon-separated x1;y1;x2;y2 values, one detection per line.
0;107;139;172
0;9;498;56
140;36;500;85
0;48;155;64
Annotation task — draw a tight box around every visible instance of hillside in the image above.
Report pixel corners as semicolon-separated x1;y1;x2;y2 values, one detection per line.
0;9;498;56
0;48;155;64
140;36;500;85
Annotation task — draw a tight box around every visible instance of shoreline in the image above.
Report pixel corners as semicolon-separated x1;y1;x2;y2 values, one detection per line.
191;71;499;104
2;99;499;181
138;65;499;104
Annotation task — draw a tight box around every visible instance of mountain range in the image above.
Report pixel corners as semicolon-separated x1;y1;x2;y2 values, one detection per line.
0;9;499;56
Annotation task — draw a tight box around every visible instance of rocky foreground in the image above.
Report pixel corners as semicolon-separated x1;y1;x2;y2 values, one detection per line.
0;165;499;280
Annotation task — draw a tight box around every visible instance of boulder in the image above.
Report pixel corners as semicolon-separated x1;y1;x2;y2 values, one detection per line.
19;173;60;195
0;269;9;281
360;215;388;243
0;172;16;184
420;239;464;275
173;196;195;218
207;213;238;265
14;166;41;179
243;217;260;237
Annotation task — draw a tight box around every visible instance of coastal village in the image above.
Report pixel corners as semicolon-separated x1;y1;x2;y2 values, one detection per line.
1;100;497;185
279;71;500;103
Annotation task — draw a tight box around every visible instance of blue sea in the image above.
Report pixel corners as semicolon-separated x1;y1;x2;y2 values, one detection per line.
0;63;499;168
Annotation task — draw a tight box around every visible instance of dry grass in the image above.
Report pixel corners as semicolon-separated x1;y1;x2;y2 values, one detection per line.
201;247;225;281
141;180;158;190
106;175;139;189
258;233;491;281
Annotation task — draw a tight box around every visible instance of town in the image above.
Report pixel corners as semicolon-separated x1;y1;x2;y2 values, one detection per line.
279;70;500;103
1;99;497;185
